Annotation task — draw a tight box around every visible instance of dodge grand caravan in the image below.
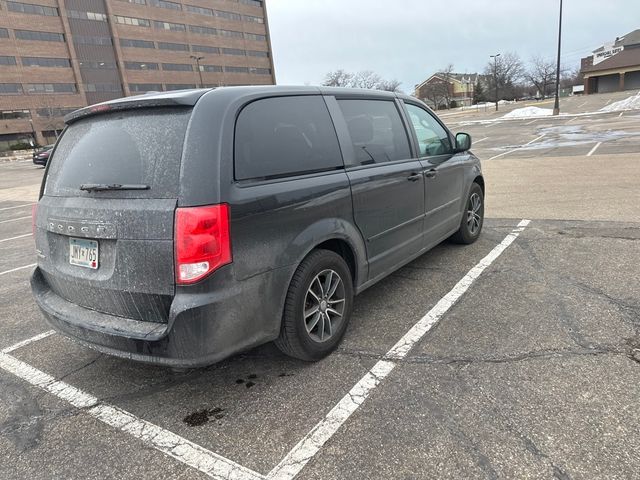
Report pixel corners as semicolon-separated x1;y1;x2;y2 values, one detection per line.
31;86;485;367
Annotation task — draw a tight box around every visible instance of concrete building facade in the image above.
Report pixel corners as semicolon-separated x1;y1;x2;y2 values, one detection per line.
581;29;640;95
0;0;275;148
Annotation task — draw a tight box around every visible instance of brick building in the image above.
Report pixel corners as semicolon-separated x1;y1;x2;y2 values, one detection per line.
414;73;485;109
0;0;275;148
581;29;640;95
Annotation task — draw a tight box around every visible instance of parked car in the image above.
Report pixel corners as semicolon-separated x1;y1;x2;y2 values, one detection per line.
31;86;484;367
32;144;55;166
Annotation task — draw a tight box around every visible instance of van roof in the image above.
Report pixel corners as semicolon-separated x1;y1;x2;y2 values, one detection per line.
64;86;414;124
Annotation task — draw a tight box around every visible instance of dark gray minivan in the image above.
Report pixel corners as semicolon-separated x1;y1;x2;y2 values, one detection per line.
31;86;484;367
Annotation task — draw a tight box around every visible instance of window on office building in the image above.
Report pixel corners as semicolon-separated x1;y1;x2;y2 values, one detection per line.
0;56;17;65
157;42;189;51
0;84;23;94
22;57;71;68
125;61;159;70
129;83;162;92
7;1;58;16
120;38;155;48
162;63;192;71
115;15;150;27
153;20;185;31
26;83;77;93
191;45;219;54
15;30;64;42
185;5;212;16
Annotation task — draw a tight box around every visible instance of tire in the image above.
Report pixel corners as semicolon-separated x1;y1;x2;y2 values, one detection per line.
450;182;484;244
275;249;354;361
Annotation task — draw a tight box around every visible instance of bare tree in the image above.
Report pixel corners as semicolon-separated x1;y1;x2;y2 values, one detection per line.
377;79;403;92
527;56;556;99
483;52;524;101
351;70;382;89
322;69;403;92
560;65;583;89
323;69;354;87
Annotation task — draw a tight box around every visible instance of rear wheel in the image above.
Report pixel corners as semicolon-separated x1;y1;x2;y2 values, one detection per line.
450;182;484;244
275;249;354;361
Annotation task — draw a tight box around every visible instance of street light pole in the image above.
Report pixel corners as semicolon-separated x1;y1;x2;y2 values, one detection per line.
190;55;205;88
490;53;501;111
553;0;563;115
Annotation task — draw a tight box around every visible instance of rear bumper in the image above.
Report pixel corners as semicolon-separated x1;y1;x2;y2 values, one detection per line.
30;265;291;367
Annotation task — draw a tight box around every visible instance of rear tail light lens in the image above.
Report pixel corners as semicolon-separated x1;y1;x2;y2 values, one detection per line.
31;203;38;235
174;204;231;285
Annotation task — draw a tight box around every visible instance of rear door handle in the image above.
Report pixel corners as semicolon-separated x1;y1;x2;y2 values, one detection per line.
407;173;421;182
425;169;437;178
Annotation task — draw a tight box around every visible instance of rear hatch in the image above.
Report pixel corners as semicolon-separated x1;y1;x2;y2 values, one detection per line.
36;107;192;323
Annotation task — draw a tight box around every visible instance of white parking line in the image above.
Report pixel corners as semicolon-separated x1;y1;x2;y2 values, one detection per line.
0;345;265;480
266;220;531;480
0;203;34;211
488;134;545;161
0;263;36;276
525;119;538;125
474;137;489;144
587;142;602;157
604;99;612;106
2;330;55;354
0;233;31;243
619;112;624;117
0;215;31;224
579;101;588;108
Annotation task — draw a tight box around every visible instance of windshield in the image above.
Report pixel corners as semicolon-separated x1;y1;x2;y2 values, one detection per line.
44;107;191;198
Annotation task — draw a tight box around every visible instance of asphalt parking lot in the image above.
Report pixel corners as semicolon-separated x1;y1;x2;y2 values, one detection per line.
1;92;639;480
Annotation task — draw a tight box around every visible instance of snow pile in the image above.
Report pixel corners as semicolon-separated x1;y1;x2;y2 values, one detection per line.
599;94;640;112
501;106;553;119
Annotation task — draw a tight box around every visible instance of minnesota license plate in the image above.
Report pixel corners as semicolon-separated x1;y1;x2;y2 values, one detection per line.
69;237;99;269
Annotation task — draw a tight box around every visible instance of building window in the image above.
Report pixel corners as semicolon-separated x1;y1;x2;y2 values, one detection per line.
0;29;9;38
240;0;262;6
22;57;70;67
245;33;266;41
162;63;192;71
166;84;196;90
7;1;58;16
225;66;249;73
0;56;17;66
73;35;112;45
157;42;189;51
120;38;155;48
0;84;23;94
15;30;65;42
84;83;122;93
150;0;181;10
67;10;107;21
26;83;77;93
189;25;217;36
219;29;243;38
129;83;162;92
222;48;245;56
247;50;268;58
78;61;116;69
185;4;213;16
116;0;146;4
249;67;270;75
191;45;219;54
125;61;159;70
200;65;222;72
36;107;78;117
215;10;242;21
115;15;150;27
153;20;185;31
0;110;31;119
243;15;264;23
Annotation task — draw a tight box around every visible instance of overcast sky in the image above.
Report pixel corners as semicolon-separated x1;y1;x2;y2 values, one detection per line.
266;0;639;91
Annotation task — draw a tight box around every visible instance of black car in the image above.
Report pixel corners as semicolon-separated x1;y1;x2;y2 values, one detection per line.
32;144;55;166
31;86;485;367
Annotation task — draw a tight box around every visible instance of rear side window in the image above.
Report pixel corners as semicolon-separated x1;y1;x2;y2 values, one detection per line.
45;108;191;198
338;99;411;165
234;96;343;180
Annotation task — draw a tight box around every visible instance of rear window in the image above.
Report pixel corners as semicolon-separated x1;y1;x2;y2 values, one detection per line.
44;107;191;198
234;96;343;180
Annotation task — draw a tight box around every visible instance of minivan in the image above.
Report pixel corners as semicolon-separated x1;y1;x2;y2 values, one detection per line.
31;86;484;367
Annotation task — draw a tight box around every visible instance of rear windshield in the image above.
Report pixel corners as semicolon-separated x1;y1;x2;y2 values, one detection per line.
45;107;191;198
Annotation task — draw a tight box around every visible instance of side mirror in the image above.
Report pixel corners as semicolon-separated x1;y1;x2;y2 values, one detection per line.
455;132;472;152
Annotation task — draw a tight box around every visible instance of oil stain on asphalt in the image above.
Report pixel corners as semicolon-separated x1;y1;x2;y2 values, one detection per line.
183;407;225;427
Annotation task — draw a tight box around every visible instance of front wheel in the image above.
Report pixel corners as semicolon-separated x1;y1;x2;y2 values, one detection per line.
450;182;484;244
275;249;354;361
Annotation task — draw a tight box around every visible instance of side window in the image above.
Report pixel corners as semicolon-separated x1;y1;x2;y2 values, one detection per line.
337;99;411;165
234;96;343;180
405;103;453;157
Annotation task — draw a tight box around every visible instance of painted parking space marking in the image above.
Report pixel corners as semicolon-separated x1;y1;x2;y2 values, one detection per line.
0;233;31;243
0;215;31;224
525;119;538;125
2;330;55;354
474;137;489;144
619;112;624;117
488;135;545;160
0;203;34;212
587;142;602;157
266;220;531;480
0;263;36;276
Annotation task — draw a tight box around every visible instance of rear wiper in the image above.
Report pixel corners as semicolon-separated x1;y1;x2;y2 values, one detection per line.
80;183;150;192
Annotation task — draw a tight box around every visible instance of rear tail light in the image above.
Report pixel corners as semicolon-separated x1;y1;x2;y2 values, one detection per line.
174;204;231;285
31;203;37;235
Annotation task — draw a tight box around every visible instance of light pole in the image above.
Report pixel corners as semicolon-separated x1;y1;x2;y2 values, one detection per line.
490;53;501;111
553;0;563;115
190;55;204;88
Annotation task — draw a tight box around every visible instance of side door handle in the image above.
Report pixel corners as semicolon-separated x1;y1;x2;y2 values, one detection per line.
407;173;421;182
425;169;437;178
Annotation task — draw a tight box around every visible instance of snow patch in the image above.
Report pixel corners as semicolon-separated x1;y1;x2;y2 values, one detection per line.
502;107;553;119
599;94;640;113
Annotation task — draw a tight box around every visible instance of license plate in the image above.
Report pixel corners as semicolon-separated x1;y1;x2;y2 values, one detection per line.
69;237;99;269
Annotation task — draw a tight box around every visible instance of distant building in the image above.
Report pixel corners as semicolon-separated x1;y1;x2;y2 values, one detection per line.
581;29;640;94
0;0;275;149
414;73;485;108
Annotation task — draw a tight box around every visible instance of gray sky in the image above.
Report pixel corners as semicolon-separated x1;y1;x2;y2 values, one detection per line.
266;0;639;91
